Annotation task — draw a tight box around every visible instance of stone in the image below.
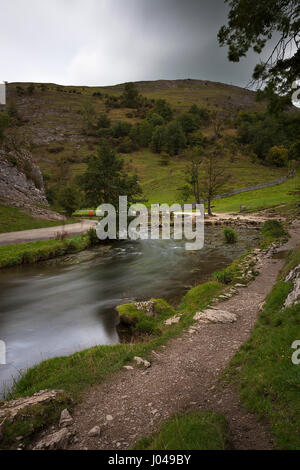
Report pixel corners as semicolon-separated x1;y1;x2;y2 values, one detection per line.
235;283;246;288
106;415;113;421
194;309;237;324
133;356;151;368
165;316;181;326
123;365;134;370
59;408;73;428
284;264;300;307
0;389;66;422
88;425;101;437
34;428;72;450
135;301;157;317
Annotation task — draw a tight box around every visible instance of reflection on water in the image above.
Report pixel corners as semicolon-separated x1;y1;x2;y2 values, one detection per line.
0;227;260;394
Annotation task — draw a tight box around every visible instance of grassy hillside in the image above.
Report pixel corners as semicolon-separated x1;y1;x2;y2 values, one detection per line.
5;79;289;211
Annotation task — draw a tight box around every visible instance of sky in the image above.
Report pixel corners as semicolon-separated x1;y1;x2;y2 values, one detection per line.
0;0;265;88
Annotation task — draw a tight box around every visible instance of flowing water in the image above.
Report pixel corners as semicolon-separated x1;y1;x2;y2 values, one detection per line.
0;226;260;395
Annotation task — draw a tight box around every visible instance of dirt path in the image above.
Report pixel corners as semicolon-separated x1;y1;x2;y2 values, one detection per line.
0;220;97;246
63;222;300;451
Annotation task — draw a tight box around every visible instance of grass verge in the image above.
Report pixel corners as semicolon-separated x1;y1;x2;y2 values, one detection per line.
0;230;99;269
0;204;75;234
134;411;230;450
224;245;300;450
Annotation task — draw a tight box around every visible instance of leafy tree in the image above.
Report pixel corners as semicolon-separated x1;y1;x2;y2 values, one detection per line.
153;99;173;121
218;0;300;92
112;120;131;138
188;105;210;125
122;82;139;108
138;120;153;147
79;141;142;207
150;125;166;153
147;112;164;127
164;121;186;155
58;184;83;216
178;113;199;134
266;145;289;167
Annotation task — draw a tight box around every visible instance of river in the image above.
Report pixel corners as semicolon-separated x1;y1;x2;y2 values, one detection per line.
0;226;260;395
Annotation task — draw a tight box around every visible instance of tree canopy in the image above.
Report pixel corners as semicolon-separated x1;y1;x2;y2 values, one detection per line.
218;0;300;92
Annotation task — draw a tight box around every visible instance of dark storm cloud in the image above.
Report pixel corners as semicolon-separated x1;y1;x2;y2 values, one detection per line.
0;0;262;87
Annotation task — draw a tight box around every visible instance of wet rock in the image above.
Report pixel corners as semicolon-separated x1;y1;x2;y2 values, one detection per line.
88;426;101;437
34;428;72;450
59;409;73;428
194;309;237;324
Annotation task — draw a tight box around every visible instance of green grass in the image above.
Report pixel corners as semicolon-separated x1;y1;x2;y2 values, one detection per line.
8;280;223;400
212;171;300;214
134;411;229;450
0;233;94;268
0;205;76;234
225;246;300;450
117;299;176;335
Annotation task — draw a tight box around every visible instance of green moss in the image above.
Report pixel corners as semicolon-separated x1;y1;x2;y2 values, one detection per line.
179;281;222;314
134;411;229;450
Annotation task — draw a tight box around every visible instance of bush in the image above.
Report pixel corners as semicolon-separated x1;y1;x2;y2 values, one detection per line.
86;228;99;246
266;145;289;167
213;267;234;284
223;228;237;244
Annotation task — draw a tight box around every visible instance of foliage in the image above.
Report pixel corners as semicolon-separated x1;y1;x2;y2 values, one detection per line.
223;227;238;244
79;141;142;207
164;120;186;155
58;184;83;216
153;99;173;121
261;219;287;247
121;82;139;108
266;145;289;167
218;0;300;92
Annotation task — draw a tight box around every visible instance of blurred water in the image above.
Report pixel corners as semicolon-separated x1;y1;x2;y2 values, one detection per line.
0;227;260;395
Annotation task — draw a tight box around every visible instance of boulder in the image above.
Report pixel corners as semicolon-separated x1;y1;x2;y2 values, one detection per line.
34;428;72;450
194;309;237;324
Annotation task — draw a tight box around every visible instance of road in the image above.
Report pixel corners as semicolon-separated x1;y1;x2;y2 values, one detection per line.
0;220;98;246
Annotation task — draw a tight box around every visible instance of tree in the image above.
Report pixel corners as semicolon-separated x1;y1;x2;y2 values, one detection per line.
180;147;203;204
266;145;289;166
165;121;186;155
289;140;300;160
218;0;300;92
58;184;83;216
81;101;97;134
200;146;230;216
150;125;166;153
122;82;139;108
79;141;142;207
153;99;173;121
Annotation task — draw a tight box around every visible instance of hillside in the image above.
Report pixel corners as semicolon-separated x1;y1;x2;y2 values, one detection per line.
3;79;288;209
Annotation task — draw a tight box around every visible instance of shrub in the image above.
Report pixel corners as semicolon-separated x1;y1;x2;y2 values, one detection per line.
213;267;234;284
223;228;237;244
86;228;99;246
266;145;289;167
261;220;286;239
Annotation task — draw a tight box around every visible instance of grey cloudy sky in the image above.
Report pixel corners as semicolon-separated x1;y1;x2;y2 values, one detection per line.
1;0;263;87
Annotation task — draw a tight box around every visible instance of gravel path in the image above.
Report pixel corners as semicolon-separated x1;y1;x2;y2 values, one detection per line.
0;220;97;246
64;221;300;451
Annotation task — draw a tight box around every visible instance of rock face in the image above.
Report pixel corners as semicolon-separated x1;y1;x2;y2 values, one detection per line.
284;265;300;308
0;148;64;220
